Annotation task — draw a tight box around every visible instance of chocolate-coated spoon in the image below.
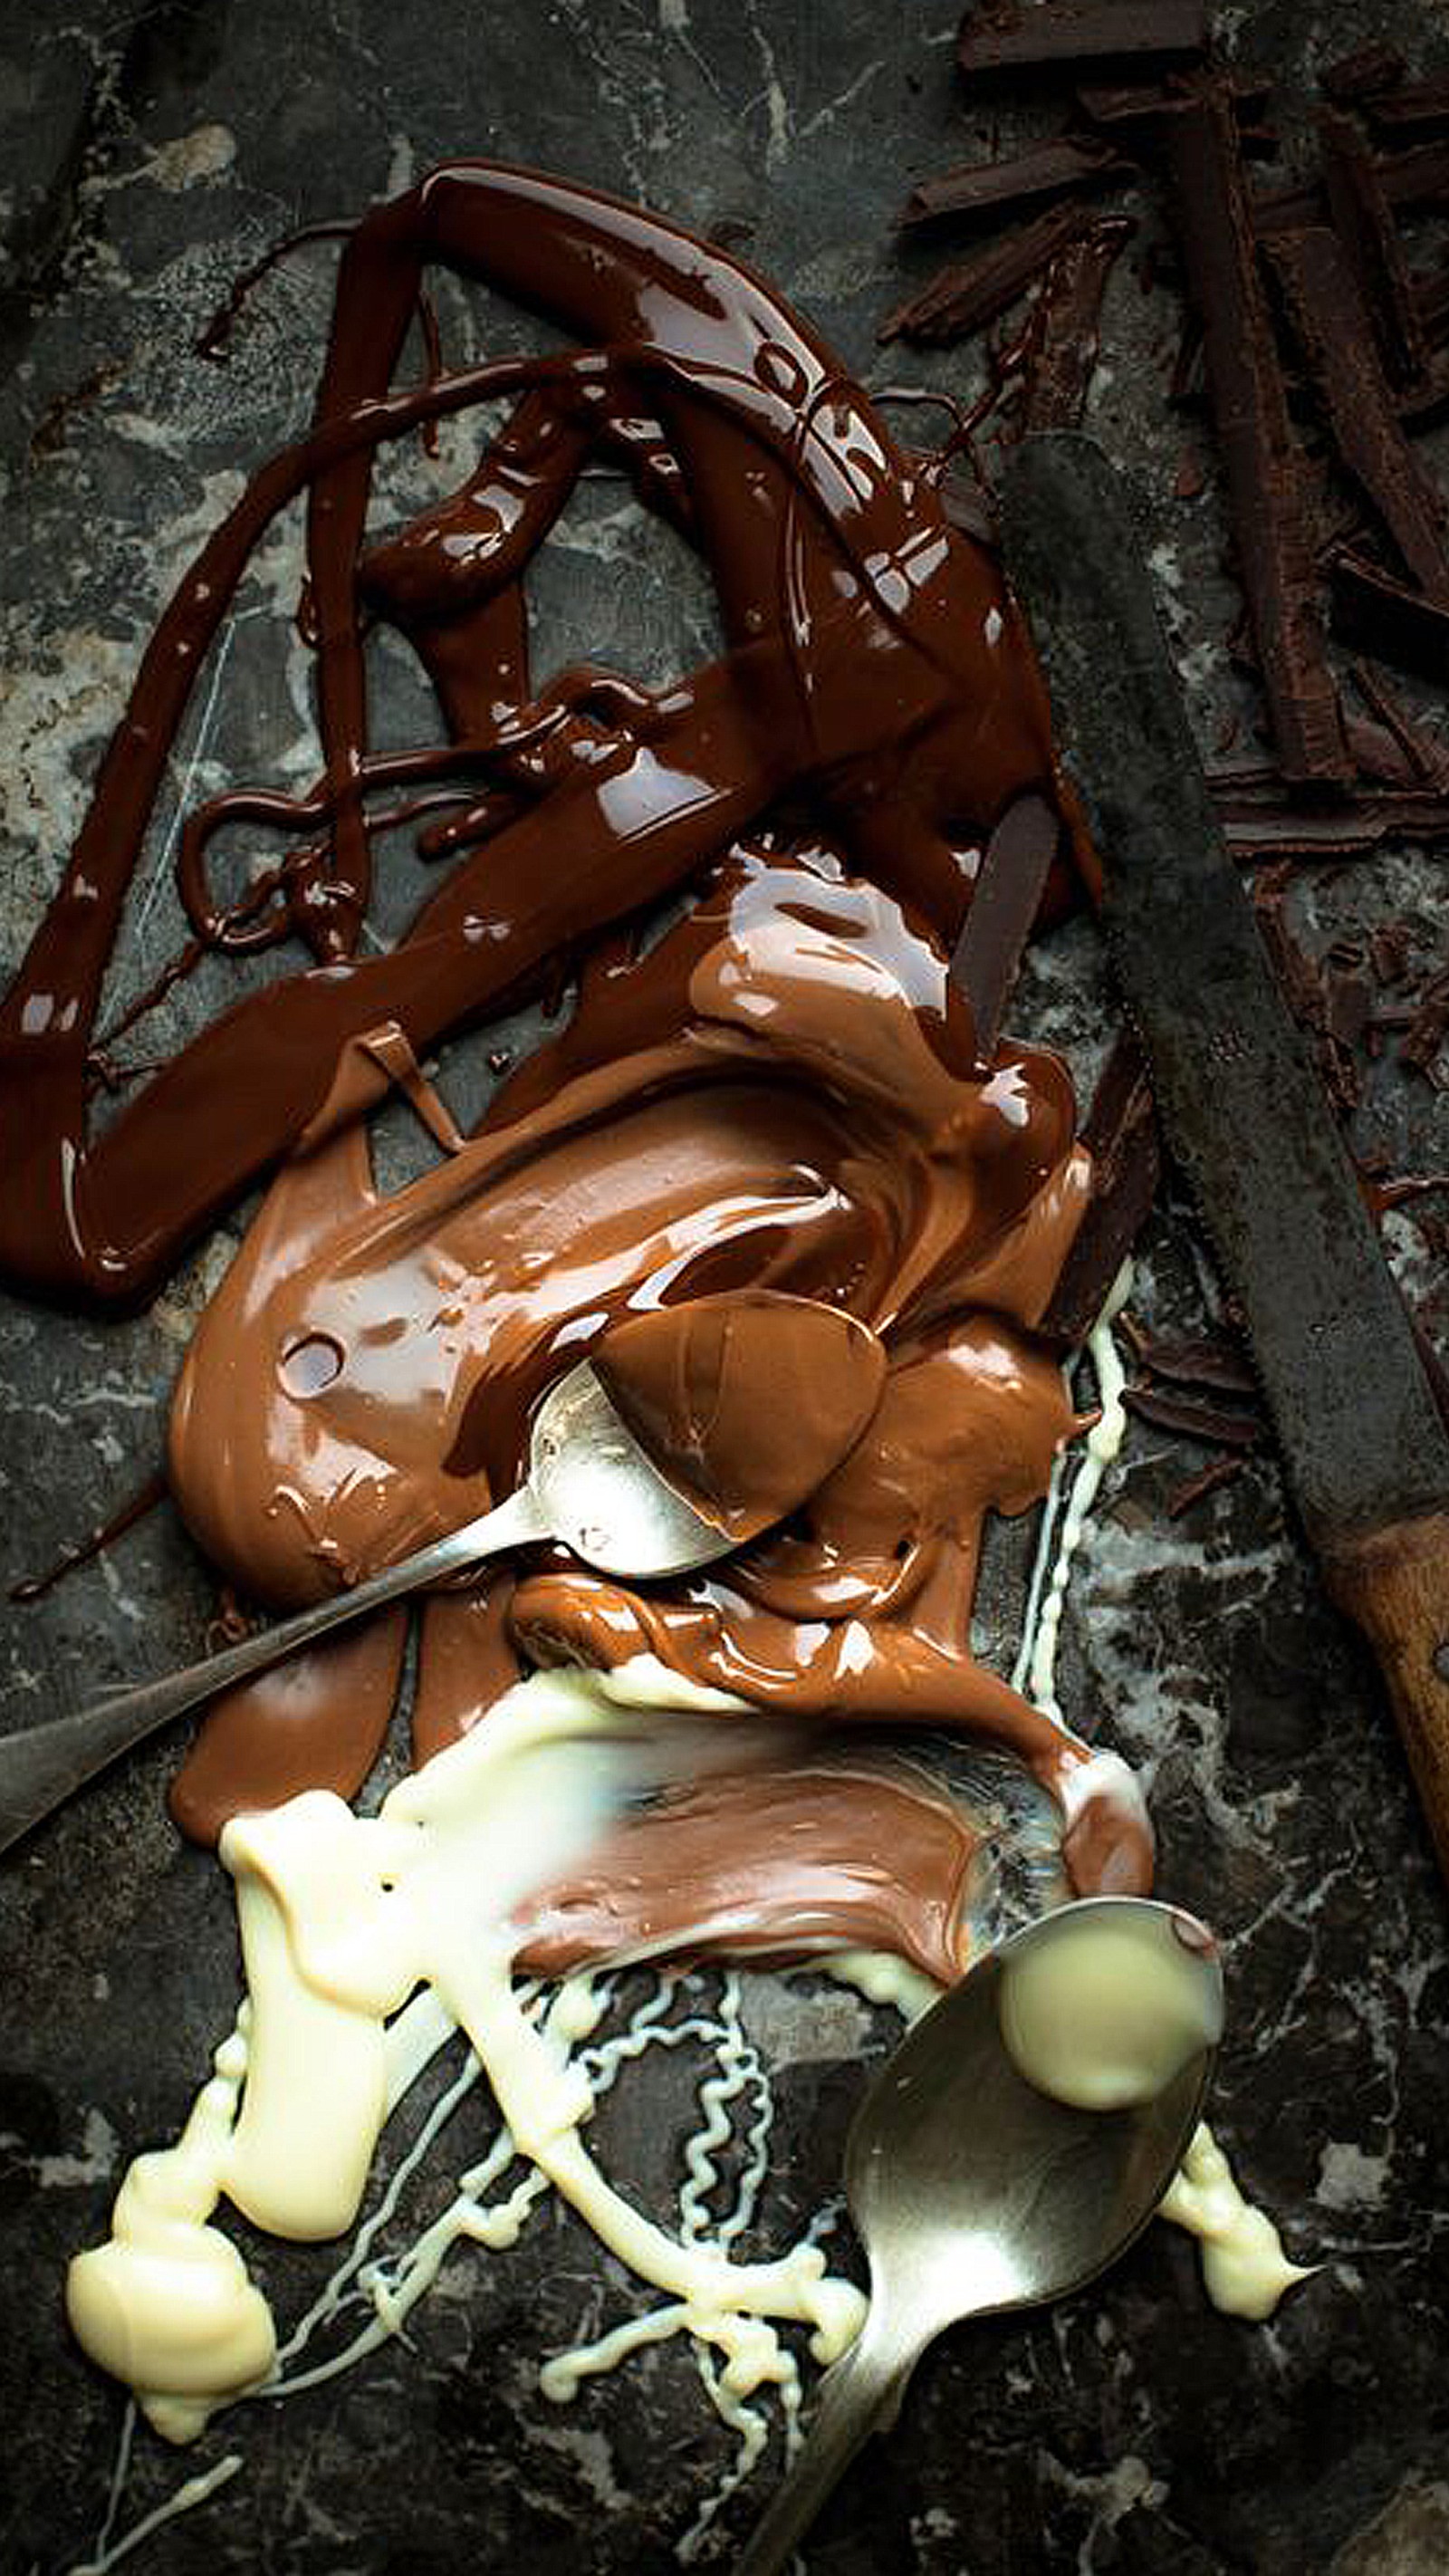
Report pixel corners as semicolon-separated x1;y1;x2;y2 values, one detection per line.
0;1300;885;1854
734;1897;1222;2575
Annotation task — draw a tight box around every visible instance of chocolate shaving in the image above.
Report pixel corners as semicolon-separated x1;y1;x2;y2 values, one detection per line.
1349;662;1449;787
1331;548;1449;678
879;199;1098;344
948;793;1060;1060
1264;226;1449;601
1252;183;1323;237
1403;966;1449;1080
1411;1312;1449;1436
1367;75;1449;133
1321;44;1406;107
1377;138;1449;209
957;1;1206;81
1117;1315;1258;1395
1413;253;1449;346
1040;1030;1159;1350
1318;106;1428;392
1371;919;1417;985
1166;1454;1245;1516
1343;710;1424;788
1123;1385;1264;1447
1020;215;1134;429
1165;79;1349;784
899;135;1127;226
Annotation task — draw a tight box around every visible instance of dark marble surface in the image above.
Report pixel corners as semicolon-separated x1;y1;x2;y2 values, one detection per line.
3;2;1449;2570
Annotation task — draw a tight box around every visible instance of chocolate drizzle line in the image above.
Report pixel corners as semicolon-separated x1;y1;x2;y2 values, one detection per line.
8;1471;168;1605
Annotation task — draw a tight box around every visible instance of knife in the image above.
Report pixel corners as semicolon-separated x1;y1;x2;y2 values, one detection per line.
1001;429;1449;1882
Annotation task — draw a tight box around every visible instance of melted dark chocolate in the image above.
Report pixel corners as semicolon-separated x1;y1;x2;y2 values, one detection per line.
2;164;1154;1939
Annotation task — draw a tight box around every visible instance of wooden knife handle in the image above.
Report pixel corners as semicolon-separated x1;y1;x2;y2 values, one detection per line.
1324;1510;1449;1883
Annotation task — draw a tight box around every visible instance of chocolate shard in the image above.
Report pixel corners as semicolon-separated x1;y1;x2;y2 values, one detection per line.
1166;1454;1245;1515
1350;661;1449;787
1264;226;1449;601
1039;1030;1160;1351
879;199;1096;345
1413;253;1449;346
1404;966;1449;1080
1118;1317;1258;1394
948;793;1060;1061
1367;74;1449;133
1165;78;1351;784
1252;182;1324;236
1318;106;1429;391
1076;65;1262;125
1021;215;1135;430
957;1;1206;80
1123;1385;1265;1447
899;135;1126;227
1377;138;1449;210
1330;547;1449;678
1321;44;1406;107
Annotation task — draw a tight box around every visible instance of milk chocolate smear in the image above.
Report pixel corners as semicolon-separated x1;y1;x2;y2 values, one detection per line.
1;163;1153;1922
591;1294;888;1544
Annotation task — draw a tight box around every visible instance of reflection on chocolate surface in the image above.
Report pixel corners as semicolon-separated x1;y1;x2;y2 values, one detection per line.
591;1293;888;1544
1;161;1152;1934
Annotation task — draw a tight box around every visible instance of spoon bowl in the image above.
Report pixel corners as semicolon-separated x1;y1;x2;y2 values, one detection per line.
735;1896;1222;2574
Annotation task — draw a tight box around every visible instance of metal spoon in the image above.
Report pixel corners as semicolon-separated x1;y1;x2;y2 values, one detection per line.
0;1359;766;1856
734;1896;1222;2576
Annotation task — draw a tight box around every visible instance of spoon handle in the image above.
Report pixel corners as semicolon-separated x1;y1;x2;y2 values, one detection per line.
0;1482;550;1856
733;2302;920;2576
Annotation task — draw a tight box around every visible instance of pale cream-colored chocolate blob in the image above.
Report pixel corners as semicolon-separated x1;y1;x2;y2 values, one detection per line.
999;1907;1222;2112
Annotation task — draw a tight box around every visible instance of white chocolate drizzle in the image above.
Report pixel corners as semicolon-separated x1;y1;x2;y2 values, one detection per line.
67;1264;1311;2571
1016;1259;1134;1723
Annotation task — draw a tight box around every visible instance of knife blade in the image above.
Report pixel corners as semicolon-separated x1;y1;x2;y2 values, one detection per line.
1001;428;1449;1880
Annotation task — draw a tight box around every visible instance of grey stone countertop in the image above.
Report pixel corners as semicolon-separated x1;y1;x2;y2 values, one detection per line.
2;3;1447;2571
